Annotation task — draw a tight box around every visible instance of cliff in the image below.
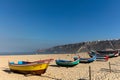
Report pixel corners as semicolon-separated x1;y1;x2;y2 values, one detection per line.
37;39;120;54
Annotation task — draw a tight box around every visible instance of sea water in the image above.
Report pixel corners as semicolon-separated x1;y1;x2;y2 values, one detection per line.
0;52;35;55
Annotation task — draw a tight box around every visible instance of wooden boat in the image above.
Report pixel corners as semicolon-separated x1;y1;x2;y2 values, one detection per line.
97;50;119;58
74;55;96;63
94;56;109;61
9;59;52;75
55;59;79;67
88;51;109;61
21;59;54;64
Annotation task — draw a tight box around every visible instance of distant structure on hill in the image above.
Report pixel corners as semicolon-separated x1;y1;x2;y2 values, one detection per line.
37;39;120;54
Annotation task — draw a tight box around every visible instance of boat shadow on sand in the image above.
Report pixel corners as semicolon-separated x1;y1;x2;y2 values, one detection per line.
3;68;32;76
100;68;120;73
3;68;11;73
49;64;60;67
3;68;31;76
49;64;76;68
3;68;62;80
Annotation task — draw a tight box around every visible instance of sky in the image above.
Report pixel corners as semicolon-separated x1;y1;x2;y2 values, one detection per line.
0;0;120;52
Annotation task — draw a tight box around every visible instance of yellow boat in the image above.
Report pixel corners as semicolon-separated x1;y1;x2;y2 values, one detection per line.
9;61;50;75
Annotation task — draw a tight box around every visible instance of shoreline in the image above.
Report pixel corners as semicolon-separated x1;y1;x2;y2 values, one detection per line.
0;52;75;56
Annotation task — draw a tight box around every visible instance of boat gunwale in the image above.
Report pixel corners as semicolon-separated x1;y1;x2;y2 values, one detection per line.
9;62;49;67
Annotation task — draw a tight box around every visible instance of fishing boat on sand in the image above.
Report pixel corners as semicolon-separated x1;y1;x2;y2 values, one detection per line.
97;50;119;58
9;59;53;75
88;51;109;61
55;59;79;67
74;55;96;63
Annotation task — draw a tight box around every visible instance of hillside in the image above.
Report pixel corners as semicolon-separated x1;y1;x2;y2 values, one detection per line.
37;39;120;54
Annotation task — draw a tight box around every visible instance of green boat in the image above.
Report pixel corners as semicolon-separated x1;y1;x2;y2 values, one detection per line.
55;59;79;67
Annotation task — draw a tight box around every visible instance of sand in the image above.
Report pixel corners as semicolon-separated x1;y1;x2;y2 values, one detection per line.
0;53;120;80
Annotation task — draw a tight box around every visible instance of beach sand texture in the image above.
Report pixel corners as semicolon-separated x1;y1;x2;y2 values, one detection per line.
0;53;120;80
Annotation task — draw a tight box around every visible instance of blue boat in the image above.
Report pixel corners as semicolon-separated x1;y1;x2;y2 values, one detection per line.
74;55;96;63
88;51;109;61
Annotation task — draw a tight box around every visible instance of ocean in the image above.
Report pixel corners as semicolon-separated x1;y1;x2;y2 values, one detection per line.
0;52;79;55
0;52;35;55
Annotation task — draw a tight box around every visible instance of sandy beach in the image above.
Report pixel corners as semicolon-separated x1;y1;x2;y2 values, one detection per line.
0;53;120;80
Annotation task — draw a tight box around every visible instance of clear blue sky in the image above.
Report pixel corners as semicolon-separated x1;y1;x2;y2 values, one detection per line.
0;0;120;52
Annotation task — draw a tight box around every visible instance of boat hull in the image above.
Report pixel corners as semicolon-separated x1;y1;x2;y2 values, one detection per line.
88;51;109;61
9;63;49;75
97;50;119;58
74;55;96;63
10;69;46;75
55;59;79;67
